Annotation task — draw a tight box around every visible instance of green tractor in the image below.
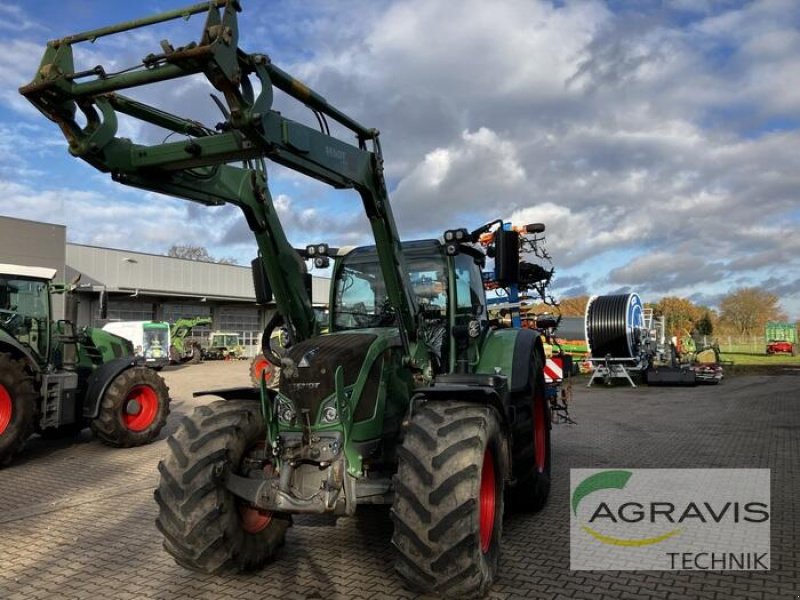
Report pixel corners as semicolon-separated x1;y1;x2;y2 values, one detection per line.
169;316;211;363
202;330;245;361
0;263;171;466
21;3;551;596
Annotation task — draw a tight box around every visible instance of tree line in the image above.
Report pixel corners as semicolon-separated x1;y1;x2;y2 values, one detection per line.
532;288;791;337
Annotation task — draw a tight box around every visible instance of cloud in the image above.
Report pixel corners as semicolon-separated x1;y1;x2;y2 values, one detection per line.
2;0;799;318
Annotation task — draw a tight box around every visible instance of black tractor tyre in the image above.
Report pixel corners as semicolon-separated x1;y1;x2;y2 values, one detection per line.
508;351;551;512
0;352;38;466
391;402;506;599
169;346;181;364
188;343;202;364
90;367;170;447
155;399;290;573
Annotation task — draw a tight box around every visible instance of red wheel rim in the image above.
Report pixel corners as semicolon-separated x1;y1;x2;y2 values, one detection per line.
239;504;273;534
534;389;547;473
122;385;159;432
253;359;272;383
479;448;496;554
0;384;12;435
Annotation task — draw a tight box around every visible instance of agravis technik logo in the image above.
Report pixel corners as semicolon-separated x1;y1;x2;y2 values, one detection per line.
570;469;770;570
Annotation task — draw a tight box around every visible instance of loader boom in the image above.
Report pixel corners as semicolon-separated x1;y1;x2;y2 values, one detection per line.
20;0;418;355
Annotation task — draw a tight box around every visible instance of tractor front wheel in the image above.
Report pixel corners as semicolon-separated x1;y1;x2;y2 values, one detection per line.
249;354;277;388
391;402;506;598
155;399;289;573
0;352;38;466
90;367;170;447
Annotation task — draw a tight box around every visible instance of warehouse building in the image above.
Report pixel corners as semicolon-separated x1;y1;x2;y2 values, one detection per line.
0;215;330;349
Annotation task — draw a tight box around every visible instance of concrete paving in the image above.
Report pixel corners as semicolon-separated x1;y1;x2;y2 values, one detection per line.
0;362;797;599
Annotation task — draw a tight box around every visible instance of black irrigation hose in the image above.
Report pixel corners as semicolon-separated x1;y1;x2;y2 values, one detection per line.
586;294;637;358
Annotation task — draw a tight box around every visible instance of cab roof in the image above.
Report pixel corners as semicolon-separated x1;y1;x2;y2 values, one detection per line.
0;263;57;281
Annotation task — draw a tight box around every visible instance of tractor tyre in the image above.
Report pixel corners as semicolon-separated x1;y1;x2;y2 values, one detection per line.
188;343;202;363
155;399;290;573
90;367;170;447
169;346;181;364
391;402;506;599
509;353;552;512
0;352;38;466
508;351;551;512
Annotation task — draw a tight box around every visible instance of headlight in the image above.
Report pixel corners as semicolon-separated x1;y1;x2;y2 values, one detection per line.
322;406;338;423
276;397;296;425
320;397;338;424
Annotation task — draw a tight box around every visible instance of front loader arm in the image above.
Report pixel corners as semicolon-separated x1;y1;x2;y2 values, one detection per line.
19;0;418;351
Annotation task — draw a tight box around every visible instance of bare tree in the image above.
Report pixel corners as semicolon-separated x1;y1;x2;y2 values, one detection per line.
167;245;238;265
718;287;786;335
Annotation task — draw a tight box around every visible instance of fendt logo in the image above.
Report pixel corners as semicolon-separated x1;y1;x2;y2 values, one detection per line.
570;469;771;571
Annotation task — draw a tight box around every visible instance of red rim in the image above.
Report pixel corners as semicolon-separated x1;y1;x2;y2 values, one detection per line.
0;384;12;435
534;388;547;473
479;448;496;553
253;358;272;383
122;385;159;432
239;504;273;534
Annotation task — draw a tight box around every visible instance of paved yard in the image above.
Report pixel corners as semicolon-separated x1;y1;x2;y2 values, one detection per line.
0;362;797;599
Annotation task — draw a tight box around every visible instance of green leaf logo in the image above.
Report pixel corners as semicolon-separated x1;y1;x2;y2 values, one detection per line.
572;470;632;516
572;470;681;547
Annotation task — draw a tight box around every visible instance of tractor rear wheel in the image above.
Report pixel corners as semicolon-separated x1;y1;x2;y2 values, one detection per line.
508;351;551;512
155;399;289;573
0;352;38;466
391;402;505;598
90;367;170;447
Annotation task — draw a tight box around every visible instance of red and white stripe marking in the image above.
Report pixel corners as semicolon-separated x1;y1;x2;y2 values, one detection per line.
544;357;563;383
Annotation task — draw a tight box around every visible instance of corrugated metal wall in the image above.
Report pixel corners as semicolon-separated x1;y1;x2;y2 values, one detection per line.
66;244;255;300
0;216;66;318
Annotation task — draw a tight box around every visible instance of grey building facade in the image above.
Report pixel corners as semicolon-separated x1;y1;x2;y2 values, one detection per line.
0;216;330;347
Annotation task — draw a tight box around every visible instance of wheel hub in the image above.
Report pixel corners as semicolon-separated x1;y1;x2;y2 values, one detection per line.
479;447;496;554
238;503;273;534
122;385;159;432
0;384;12;435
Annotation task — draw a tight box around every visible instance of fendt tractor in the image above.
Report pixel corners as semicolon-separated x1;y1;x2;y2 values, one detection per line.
0;264;170;466
21;2;553;596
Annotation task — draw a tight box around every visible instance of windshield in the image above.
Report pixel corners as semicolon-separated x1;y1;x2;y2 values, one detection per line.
0;275;50;357
332;245;448;331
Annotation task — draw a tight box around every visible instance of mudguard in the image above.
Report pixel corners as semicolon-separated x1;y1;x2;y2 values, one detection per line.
82;357;137;418
477;327;544;393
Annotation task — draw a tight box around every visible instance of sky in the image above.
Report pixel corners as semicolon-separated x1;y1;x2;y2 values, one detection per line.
0;0;798;318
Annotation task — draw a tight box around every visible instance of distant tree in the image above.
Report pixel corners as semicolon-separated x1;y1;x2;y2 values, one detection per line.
695;312;714;336
167;244;238;265
718;287;786;335
557;295;590;317
653;296;703;335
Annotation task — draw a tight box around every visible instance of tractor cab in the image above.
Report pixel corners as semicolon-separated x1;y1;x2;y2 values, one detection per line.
330;240;488;374
0;264;55;364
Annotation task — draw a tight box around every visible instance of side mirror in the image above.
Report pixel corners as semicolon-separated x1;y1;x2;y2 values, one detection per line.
494;229;520;285
99;288;108;320
251;258;273;304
